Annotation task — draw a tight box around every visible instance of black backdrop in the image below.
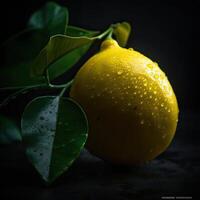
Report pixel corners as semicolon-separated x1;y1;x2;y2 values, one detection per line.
0;0;199;111
0;1;200;199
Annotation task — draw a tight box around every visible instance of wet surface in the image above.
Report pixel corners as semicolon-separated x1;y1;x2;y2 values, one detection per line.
0;110;199;199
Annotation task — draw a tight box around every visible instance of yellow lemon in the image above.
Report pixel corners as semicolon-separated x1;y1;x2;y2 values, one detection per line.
70;39;179;164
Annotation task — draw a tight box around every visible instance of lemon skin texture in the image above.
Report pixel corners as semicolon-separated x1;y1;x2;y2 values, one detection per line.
70;39;179;165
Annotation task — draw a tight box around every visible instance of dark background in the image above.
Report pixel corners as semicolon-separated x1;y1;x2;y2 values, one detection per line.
0;0;199;199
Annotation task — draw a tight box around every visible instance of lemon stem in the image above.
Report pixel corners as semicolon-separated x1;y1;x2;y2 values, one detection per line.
106;28;114;39
94;27;113;40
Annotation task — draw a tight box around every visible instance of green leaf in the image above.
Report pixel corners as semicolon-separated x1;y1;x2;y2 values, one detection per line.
113;22;131;47
0;29;47;89
48;43;91;80
0;2;68;89
28;2;68;35
0;115;22;144
21;96;88;183
66;25;99;37
31;32;101;78
48;26;99;80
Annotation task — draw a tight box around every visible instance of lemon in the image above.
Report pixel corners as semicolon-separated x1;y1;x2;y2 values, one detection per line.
70;39;179;164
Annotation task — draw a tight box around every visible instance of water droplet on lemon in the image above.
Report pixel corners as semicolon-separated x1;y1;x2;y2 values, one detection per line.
117;70;123;75
140;120;144;125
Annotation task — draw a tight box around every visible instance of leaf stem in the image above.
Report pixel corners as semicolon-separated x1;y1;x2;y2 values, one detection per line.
45;69;73;89
0;84;47;109
59;79;73;97
94;27;113;40
106;28;114;39
0;79;73;109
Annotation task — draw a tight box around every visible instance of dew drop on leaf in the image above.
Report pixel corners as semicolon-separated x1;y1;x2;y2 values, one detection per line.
40;116;44;120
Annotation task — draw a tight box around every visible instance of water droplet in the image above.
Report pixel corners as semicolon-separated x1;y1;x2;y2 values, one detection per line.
134;92;137;95
140;94;143;98
155;98;157;101
127;102;131;106
134;85;138;89
168;109;171;113
155;106;158;110
144;91;147;95
140;120;144;125
154;91;157;94
144;83;147;87
117;70;123;75
127;86;130;88
128;48;134;51
140;101;143;104
40;116;44;120
164;106;167;110
106;74;110;77
149;95;152;99
155;74;159;79
149;87;152;90
162;134;167;139
161;103;164;107
151;112;154;116
147;63;153;69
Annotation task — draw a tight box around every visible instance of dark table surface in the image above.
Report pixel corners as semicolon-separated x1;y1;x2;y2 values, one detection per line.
0;110;199;200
